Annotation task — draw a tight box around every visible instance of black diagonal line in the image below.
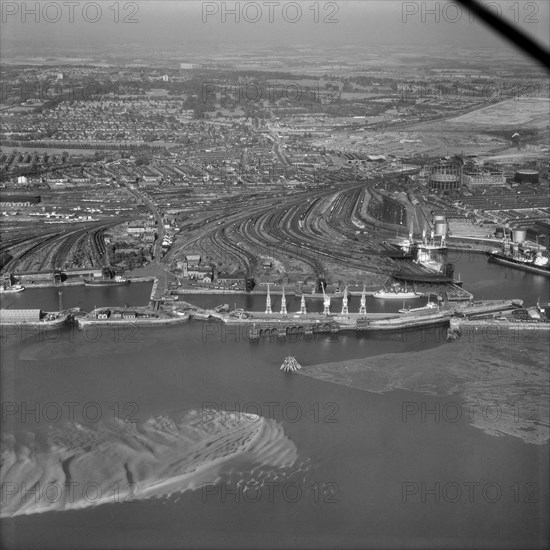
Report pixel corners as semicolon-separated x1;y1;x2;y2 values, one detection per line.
455;0;550;69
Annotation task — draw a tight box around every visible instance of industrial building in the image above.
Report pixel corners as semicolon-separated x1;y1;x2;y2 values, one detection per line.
0;194;41;207
0;309;41;322
463;171;506;187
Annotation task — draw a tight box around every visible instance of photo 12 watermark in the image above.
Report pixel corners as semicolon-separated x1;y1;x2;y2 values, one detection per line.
201;81;341;106
202;480;340;503
1;1;140;24
398;81;549;103
401;481;540;503
402;1;540;24
2;400;140;424
401;400;540;424
0;321;140;345
202;1;340;24
1;480;139;508
0;79;143;106
202;401;340;424
201;321;342;344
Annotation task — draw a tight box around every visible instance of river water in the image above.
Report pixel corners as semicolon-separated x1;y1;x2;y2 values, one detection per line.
0;256;548;549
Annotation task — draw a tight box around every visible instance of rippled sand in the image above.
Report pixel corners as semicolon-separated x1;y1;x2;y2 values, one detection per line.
0;410;299;517
299;334;549;445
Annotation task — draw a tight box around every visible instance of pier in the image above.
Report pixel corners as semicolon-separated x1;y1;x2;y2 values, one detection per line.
222;310;450;339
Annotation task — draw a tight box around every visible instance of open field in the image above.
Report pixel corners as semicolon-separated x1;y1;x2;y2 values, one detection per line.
448;98;550;129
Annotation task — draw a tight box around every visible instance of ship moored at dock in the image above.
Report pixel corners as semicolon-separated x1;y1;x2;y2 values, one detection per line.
487;236;550;277
84;275;131;286
0;309;70;330
356;310;453;331
77;307;189;328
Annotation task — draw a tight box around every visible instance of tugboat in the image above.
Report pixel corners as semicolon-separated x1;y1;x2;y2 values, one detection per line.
281;356;302;373
446;318;462;341
0;283;25;293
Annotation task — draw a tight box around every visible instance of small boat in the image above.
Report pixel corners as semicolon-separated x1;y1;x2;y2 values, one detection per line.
447;318;462;341
281;356;302;373
0;284;25;293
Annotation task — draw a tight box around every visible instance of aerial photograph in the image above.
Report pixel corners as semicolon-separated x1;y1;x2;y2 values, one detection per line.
0;0;549;548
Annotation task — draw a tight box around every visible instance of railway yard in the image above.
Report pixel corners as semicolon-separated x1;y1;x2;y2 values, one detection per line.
1;163;547;295
162;181;415;290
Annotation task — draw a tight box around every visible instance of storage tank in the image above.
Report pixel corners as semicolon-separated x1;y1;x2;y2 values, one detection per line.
514;169;539;184
428;159;463;190
434;219;447;236
512;229;527;243
495;227;505;239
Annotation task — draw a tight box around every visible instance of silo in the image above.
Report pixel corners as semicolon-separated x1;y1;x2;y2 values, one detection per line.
434;216;447;237
512;229;527;243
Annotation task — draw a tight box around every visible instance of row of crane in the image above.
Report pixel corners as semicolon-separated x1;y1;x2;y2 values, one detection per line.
262;283;368;316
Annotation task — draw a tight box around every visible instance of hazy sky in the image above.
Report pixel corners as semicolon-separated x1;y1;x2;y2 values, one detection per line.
1;1;549;59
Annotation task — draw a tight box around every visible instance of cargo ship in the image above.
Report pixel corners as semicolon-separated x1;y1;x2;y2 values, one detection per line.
391;271;454;284
0;309;69;329
84;275;131;286
398;301;438;314
416;228;447;252
373;284;420;299
487;239;550;277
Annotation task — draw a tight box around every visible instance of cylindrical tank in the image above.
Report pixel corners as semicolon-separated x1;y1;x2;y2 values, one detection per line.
434;220;447;236
514;169;539;184
495;227;505;239
512;229;527;243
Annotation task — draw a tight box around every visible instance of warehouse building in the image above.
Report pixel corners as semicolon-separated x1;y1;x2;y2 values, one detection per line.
0;309;41;322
